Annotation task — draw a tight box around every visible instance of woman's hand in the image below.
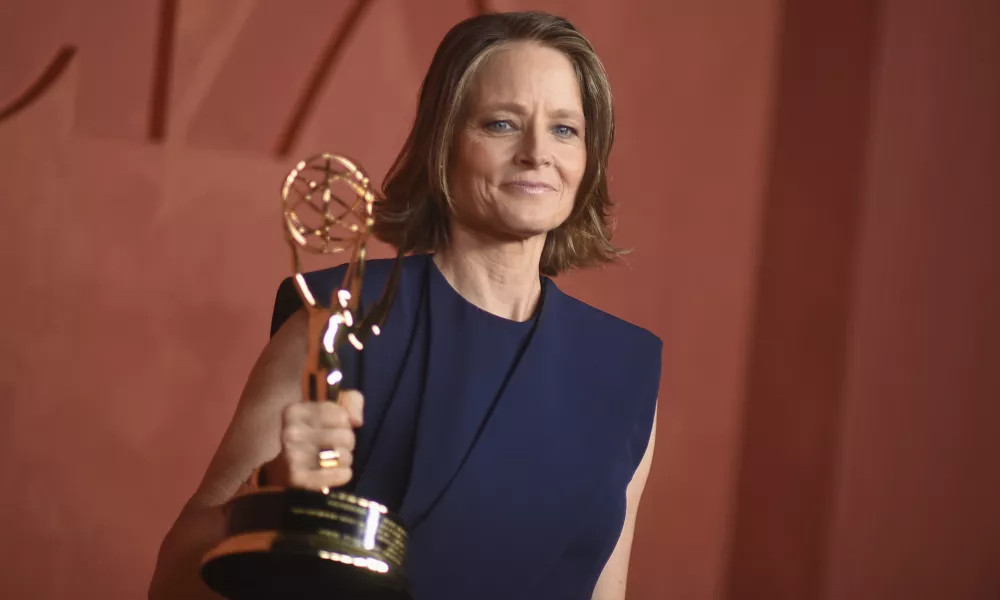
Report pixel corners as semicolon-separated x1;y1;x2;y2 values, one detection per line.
273;389;364;491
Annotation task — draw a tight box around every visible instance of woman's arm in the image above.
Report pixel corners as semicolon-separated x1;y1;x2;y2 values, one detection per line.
148;310;308;600
592;406;658;600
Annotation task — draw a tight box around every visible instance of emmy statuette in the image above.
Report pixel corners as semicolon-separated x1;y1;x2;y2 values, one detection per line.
201;154;409;600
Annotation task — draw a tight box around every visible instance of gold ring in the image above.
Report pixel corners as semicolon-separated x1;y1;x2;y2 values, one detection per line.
318;448;341;469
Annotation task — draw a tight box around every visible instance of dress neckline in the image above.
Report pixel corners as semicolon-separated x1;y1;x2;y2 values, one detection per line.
425;254;541;329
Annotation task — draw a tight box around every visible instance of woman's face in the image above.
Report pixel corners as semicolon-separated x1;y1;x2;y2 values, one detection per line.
448;41;587;243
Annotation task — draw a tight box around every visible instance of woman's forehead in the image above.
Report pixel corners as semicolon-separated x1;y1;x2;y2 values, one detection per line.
466;44;583;111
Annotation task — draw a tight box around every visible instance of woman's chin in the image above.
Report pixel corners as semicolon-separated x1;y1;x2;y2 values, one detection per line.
495;211;569;239
494;220;561;243
457;209;568;245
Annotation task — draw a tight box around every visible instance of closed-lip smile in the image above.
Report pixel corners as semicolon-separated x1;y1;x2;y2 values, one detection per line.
502;180;556;193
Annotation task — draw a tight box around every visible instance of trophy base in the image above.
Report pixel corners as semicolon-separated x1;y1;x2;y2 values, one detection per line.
202;488;411;600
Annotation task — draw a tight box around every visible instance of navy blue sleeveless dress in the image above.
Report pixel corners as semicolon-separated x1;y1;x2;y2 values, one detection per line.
269;254;662;600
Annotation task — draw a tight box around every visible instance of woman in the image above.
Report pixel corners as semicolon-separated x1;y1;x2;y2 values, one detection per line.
150;11;661;600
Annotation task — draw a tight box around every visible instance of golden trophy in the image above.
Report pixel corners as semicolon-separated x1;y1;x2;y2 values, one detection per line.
201;154;409;599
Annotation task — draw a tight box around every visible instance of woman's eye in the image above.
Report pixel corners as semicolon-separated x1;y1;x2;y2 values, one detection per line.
552;124;579;138
485;120;514;132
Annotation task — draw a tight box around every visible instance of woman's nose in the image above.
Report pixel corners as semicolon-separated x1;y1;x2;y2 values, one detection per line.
514;126;553;167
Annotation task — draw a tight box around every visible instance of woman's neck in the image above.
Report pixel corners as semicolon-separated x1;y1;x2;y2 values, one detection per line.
433;225;544;322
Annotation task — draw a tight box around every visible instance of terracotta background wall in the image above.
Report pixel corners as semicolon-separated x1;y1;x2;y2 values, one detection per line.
0;1;996;599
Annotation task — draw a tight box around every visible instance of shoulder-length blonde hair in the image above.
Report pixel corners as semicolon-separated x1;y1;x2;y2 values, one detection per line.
374;11;623;277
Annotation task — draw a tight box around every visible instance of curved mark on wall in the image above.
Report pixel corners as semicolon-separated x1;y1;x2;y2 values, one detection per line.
274;0;492;158
0;47;77;125
274;0;376;158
